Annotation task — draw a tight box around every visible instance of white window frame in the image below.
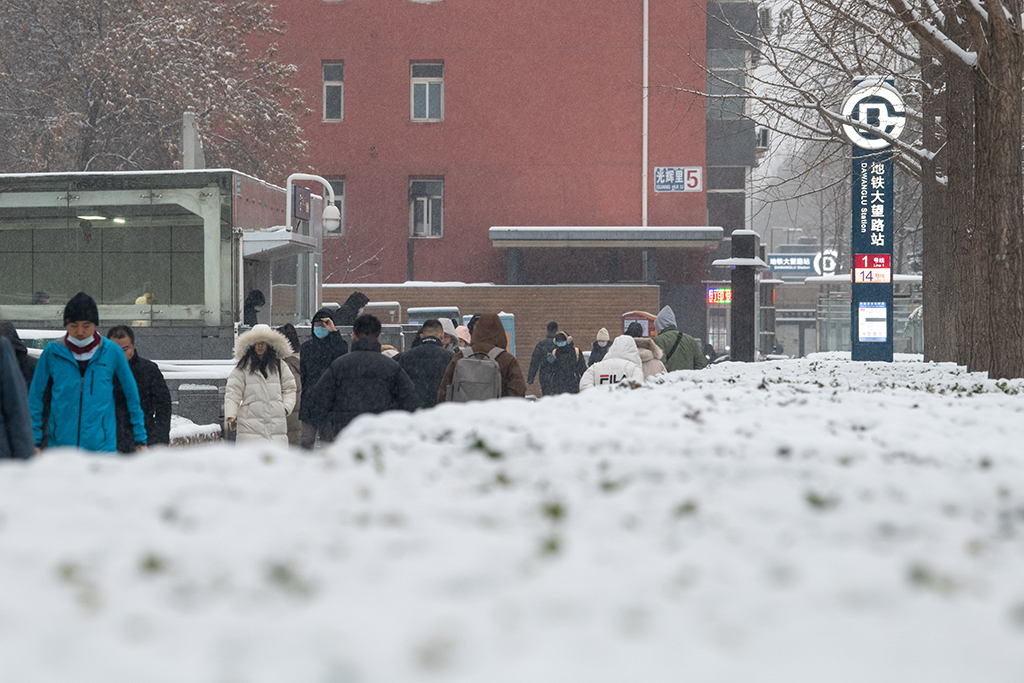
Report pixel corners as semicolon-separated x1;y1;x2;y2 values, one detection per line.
410;63;444;122
325;178;345;236
323;62;344;122
409;179;443;237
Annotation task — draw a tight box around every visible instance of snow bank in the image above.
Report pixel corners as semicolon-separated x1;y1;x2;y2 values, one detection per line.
168;415;222;446
1;358;1022;683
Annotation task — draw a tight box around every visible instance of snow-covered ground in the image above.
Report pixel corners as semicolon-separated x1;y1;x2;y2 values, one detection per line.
2;357;1023;683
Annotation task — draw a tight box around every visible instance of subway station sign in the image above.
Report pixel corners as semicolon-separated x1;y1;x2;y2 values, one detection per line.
843;78;904;362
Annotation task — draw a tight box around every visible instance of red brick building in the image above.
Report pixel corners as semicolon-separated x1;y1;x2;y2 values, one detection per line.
272;0;757;337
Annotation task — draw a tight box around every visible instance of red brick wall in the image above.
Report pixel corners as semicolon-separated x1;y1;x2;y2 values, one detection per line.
272;0;708;285
323;284;660;395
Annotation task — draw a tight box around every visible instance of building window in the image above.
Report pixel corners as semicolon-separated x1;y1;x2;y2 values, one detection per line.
323;62;344;121
409;179;443;237
707;49;745;119
411;63;444;121
325;178;345;236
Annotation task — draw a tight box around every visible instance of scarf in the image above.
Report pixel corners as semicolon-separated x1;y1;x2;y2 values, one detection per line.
64;332;102;362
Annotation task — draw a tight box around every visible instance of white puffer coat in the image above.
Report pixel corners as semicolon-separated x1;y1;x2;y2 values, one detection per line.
634;337;667;378
579;335;645;391
224;325;297;444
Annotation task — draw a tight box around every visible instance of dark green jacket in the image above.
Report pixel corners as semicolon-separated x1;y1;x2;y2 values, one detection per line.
653;326;707;371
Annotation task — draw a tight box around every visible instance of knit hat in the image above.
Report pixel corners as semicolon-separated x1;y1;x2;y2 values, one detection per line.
455;325;471;344
63;292;99;326
596;327;610;342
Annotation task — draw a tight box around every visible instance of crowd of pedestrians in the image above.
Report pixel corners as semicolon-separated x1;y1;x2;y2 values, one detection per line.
1;291;712;461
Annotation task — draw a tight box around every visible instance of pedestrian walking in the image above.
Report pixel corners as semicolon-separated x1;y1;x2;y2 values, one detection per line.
588;327;611;366
277;324;303;447
437;313;526;402
439;318;460;353
579;335;645;391
243;289;265;326
634;337;667;378
0;335;33;460
29;292;147;454
527;321;559;395
107;326;171;453
652;305;707;371
299;309;348;449
224;324;297;445
624;322;644;337
546;332;587;395
395;319;454;409
308;314;419;438
0;322;36;390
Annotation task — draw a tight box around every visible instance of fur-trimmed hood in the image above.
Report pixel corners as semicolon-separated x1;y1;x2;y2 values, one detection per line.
634;336;662;361
234;324;294;360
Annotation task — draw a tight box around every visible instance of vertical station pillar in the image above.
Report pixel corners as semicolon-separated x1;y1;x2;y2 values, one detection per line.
841;78;906;362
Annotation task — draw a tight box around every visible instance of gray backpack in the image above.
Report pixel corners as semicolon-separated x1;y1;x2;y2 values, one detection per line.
446;347;504;402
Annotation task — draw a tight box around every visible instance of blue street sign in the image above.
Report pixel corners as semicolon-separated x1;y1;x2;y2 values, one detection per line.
844;79;903;363
850;147;894;361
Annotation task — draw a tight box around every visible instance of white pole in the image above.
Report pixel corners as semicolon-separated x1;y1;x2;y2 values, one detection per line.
642;0;649;228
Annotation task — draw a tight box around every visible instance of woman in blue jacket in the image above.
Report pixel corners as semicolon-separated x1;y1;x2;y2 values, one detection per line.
29;292;148;454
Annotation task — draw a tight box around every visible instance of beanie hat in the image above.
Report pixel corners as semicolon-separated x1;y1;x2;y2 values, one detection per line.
63;292;99;326
596;327;610;342
455;325;471;344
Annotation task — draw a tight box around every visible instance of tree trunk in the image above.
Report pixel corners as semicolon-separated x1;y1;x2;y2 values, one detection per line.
920;44;954;362
944;57;976;368
971;13;1024;378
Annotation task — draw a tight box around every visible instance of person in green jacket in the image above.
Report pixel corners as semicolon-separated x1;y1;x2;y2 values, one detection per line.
652;305;707;372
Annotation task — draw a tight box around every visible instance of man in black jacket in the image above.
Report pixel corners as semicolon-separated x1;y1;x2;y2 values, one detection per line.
0;335;33;460
0;322;36;390
107;326;172;453
310;314;418;439
527;321;559;396
394;319;454;410
299;308;349;449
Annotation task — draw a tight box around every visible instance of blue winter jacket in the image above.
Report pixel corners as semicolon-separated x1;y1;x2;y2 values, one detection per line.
29;337;148;453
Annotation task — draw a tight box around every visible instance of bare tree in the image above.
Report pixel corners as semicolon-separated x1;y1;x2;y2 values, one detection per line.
0;0;308;184
690;0;1024;377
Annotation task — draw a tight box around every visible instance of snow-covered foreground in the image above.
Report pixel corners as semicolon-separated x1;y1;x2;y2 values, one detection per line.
2;358;1023;683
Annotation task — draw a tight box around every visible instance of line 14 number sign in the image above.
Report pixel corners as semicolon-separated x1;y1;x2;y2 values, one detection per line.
854;253;891;283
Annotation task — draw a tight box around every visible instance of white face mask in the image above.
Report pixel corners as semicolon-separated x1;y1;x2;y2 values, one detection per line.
67;333;95;347
597;341;608;347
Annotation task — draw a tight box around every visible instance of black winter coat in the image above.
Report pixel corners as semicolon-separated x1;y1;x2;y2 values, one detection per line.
547;344;586;395
394;336;454;409
0;337;33;460
333;292;370;327
527;335;557;391
114;353;172;453
588;341;609;367
0;322;36;390
309;338;419;437
298;330;348;424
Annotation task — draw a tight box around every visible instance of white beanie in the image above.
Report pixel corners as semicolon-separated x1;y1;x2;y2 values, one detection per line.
596;327;610;341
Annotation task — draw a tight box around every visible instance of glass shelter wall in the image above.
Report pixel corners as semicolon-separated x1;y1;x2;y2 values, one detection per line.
0;218;205;314
0;174;232;328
